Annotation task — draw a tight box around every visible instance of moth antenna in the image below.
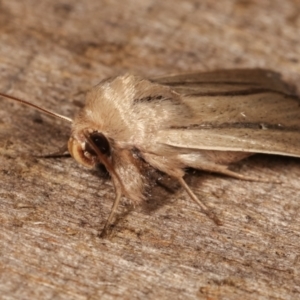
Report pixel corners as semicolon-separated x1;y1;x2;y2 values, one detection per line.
83;131;125;237
0;92;73;123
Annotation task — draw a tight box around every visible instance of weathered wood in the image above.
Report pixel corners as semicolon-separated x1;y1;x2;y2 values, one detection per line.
0;0;300;299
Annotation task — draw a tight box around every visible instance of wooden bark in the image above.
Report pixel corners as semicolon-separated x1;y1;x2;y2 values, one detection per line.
0;0;300;299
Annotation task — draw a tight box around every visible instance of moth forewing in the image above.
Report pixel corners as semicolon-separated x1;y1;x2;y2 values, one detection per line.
151;70;300;192
1;68;300;237
152;68;293;95
154;73;300;158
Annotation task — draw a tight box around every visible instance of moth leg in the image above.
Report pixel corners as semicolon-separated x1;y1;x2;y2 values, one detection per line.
99;149;146;237
142;153;222;225
177;177;222;225
99;180;122;238
195;163;281;183
178;152;281;183
35;144;70;158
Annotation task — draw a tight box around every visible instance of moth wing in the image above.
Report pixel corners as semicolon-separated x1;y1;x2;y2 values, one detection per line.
153;69;300;157
152;68;293;95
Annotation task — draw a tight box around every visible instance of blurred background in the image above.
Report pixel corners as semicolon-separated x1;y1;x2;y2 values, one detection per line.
0;1;300;299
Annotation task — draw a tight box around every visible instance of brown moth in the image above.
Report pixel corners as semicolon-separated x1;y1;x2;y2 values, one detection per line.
1;69;300;236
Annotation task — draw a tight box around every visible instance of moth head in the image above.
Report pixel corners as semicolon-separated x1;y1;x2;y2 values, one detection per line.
0;91;118;183
68;130;111;169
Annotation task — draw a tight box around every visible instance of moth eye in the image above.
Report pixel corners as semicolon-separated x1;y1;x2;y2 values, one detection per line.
88;132;111;156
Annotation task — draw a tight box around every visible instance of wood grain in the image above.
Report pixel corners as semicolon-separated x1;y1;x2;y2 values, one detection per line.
0;0;300;299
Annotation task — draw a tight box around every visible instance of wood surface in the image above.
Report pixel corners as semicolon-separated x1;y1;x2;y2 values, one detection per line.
0;0;300;299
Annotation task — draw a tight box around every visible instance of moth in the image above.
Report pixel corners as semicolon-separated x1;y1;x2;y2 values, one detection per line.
1;69;300;236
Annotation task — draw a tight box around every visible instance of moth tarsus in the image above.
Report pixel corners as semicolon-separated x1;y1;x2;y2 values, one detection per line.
177;176;222;225
99;223;115;238
1;68;300;236
34;145;70;159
